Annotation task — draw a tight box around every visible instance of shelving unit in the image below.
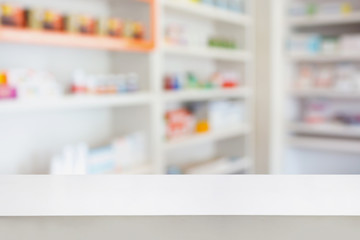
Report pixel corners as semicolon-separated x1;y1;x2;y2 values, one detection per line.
0;0;157;175
0;0;255;175
273;0;360;174
157;0;255;174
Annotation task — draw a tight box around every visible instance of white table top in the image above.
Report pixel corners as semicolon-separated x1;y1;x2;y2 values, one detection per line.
0;175;359;216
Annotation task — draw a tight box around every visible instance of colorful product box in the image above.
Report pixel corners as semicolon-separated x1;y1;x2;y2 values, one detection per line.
1;3;147;40
26;8;64;31
166;109;195;139
0;72;17;100
133;22;144;40
107;18;123;37
78;15;97;34
65;14;97;34
43;10;64;31
0;86;17;99
0;4;25;27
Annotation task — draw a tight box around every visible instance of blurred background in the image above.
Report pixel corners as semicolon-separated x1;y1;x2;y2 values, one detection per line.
0;0;359;175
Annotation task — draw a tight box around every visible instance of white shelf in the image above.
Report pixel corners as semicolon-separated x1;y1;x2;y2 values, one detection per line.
186;158;250;174
289;53;360;62
289;136;360;154
162;0;251;26
289;13;360;27
0;93;152;113
290;89;360;99
164;88;251;102
165;125;251;151
117;164;154;175
289;123;360;138
164;44;251;61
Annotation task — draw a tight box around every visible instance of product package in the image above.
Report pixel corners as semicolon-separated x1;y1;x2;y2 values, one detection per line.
50;132;147;175
289;34;322;54
42;10;64;31
65;14;97;34
0;4;25;27
26;8;64;31
209;100;244;131
289;1;307;16
166;108;196;139
5;69;62;99
133;22;144;39
164;71;241;91
303;99;331;124
71;70;140;95
0;72;17;100
107;18;123;37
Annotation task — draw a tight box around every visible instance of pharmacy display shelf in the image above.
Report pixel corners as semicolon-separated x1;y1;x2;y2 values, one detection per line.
163;88;252;102
289;52;360;62
290;89;360;99
289;12;360;27
289;136;360;154
0;27;154;52
272;1;360;174
162;0;251;26
165;125;251;151
0;93;152;113
156;0;255;174
164;44;251;61
186;158;250;174
289;122;360;138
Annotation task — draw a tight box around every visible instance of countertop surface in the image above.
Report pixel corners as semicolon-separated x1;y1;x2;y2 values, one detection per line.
0;175;359;216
